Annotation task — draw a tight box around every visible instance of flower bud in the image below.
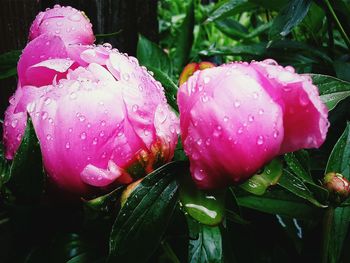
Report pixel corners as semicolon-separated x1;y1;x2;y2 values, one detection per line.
323;172;350;203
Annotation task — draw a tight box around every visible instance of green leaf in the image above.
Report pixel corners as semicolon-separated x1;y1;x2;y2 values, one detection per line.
249;0;288;10
206;0;252;23
83;186;124;220
199;43;266;57
108;161;188;262
0;50;20;79
323;123;350;263
7;118;44;201
326;123;350;176
278;169;327;208
215;19;272;40
240;159;283;195
179;175;225;226
137;35;172;75
187;217;223;263
311;74;350;111
284;151;312;183
236;189;322;219
269;0;312;40
146;65;179;112
0;146;10;189
173;0;195;72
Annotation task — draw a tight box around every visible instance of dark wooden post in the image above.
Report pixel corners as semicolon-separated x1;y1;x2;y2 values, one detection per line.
0;0;158;117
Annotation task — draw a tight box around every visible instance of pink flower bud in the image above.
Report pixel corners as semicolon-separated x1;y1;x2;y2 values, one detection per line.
324;172;350;203
177;59;329;189
29;5;94;46
3;36;178;195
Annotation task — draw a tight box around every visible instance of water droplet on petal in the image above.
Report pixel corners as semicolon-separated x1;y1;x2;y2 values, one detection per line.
132;105;139;112
100;120;106;127
11;119;18;128
258;109;264;115
16;133;22;141
46;134;52;140
273;130;279;139
256;135;264;145
237;126;243;134
285;66;295;73
197;139;202;146
234;100;241;108
263;59;278;66
79;115;86;122
99;131;105;137
205;138;211;146
69;14;81;22
92;137;98;145
203;77;210;84
41;112;48;120
299;92;309;106
80;132;87;140
70;92;77;100
223;116;229;122
68;128;73;133
65;142;70;149
248;115;254;122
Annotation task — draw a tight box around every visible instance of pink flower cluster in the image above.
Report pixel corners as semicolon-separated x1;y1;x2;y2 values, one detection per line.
3;5;329;195
3;5;179;195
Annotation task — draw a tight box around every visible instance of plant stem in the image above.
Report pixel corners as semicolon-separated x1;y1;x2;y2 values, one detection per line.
324;0;350;50
322;206;334;263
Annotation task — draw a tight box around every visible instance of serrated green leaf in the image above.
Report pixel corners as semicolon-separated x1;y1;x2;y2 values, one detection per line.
179;175;225;226
240;159;283;195
108;161;188;262
311;74;350;111
269;0;312;40
278;169;327;208
187;217;223;263
173;0;195;72
137;35;172;75
7;118;44;201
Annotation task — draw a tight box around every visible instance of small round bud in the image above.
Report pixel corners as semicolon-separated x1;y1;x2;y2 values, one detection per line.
323;172;350;204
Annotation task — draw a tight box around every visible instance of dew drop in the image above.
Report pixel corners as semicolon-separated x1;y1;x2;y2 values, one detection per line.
203;77;210;84
78;115;86;122
92;137;98;145
99;131;105;137
80;132;87;140
237;126;243;134
263;59;278;66
234;100;241;108
223;116;229;122
70;92;77;100
256;135;264;145
16;133;22;141
197;139;202;146
100;120;106;127
65;142;70;149
258;109;264;115
248;115;254;122
46;134;52;140
11;119;18;128
68;128;73;133
205;138;211;146
118;131;123;137
132;104;139;112
41;112;48;120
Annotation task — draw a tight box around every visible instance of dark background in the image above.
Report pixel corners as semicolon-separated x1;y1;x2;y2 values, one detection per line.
0;0;159;118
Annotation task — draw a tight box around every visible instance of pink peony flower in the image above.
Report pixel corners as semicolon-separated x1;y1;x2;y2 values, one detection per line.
177;59;329;189
3;35;178;195
29;4;94;46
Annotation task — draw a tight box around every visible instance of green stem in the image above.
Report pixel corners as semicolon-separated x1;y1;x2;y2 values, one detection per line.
324;0;350;50
322;206;334;263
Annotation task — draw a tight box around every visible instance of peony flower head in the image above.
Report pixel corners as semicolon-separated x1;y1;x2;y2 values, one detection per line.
177;59;329;189
3;35;178;195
